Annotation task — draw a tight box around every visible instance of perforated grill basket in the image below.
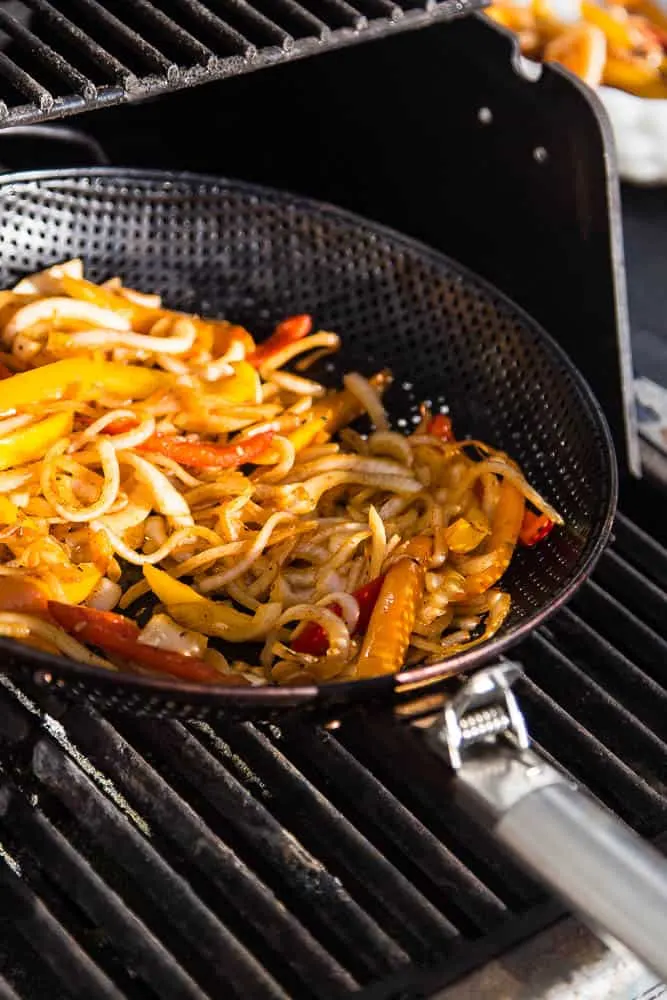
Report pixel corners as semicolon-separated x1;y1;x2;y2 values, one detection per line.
0;169;617;713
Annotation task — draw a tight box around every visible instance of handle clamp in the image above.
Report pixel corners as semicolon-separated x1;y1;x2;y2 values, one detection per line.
427;660;571;816
434;661;530;770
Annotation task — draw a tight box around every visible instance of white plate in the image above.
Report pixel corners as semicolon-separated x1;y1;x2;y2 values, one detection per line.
598;86;667;185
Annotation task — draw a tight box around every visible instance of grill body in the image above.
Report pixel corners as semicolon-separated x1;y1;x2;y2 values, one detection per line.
0;5;658;999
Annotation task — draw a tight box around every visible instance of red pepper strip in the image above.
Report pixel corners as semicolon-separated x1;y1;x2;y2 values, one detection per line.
290;574;386;657
137;429;276;469
247;314;312;367
48;601;247;685
48;602;140;642
519;510;555;547
426;414;454;441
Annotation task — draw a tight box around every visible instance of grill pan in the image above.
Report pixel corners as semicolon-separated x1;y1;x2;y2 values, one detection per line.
3;169;667;978
0;167;615;713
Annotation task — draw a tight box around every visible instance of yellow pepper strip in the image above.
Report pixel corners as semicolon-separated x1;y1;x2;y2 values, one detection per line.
463;481;525;597
253;413;329;465
59;563;102;605
215;361;260;404
0;497;18;524
60;276;257;356
60;274;154;326
0;411;72;472
287;414;329;453
356;535;431;679
0;359;168;412
143;565;277;642
444;517;488;554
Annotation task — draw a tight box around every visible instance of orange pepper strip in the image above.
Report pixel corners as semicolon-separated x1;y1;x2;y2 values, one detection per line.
137;429;275;469
246;314;313;367
48;602;247;686
356;536;432;679
311;370;393;439
463;481;525;596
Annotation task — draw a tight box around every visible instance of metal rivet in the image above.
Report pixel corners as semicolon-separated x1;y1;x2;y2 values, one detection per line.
533;146;548;164
478;107;493;125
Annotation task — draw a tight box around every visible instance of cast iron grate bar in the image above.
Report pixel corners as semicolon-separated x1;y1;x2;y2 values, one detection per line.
151;0;257;57
120;716;411;978
52;0;177;78
0;0;478;127
357;0;404;16
111;0;216;67
547;605;667;734
46;704;360;994
31;735;291;999
0;7;96;98
204;0;298;45
206;718;460;952
595;547;667;639
0;787;210;1000
571;578;667;688
20;0;136;88
613;510;667;592
0;978;20;1000
0;505;666;998
0;851;125;1000
301;0;368;29
0;50;52;112
271;723;509;932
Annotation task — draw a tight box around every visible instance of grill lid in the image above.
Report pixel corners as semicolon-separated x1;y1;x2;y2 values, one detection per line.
0;0;479;128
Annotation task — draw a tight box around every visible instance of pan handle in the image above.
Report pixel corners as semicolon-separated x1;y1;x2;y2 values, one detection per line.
425;662;667;980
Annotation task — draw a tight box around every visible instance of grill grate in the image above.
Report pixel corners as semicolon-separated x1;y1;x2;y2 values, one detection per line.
0;0;477;127
0;503;666;998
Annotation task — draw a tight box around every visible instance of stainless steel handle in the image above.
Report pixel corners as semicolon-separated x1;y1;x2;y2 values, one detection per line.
498;774;667;976
426;662;667;981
